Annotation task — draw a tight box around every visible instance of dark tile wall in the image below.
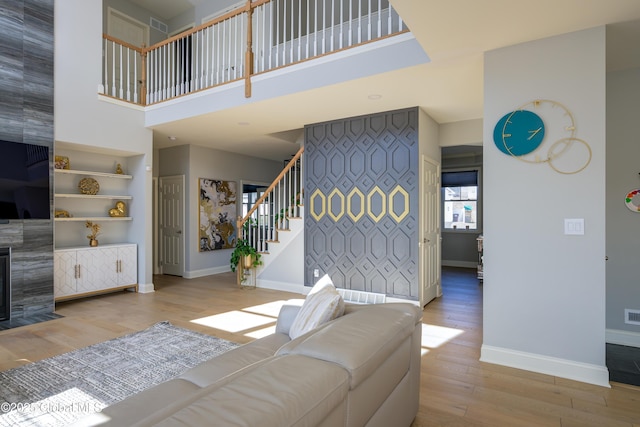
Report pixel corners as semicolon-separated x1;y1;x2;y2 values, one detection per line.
0;0;55;319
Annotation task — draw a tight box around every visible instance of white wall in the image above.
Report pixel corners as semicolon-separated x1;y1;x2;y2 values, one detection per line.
482;27;608;386
54;0;155;291
439;119;483;147
606;67;640;346
158;145;282;278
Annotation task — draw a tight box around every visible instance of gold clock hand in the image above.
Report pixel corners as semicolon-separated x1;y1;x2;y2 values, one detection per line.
527;127;542;140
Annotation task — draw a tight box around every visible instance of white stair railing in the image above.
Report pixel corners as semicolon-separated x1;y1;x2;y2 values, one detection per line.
102;35;143;104
237;146;304;280
101;0;408;105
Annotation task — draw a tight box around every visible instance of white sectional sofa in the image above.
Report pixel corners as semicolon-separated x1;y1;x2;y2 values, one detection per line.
74;301;422;427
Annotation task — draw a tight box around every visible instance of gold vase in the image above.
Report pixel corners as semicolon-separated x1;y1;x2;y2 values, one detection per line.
89;239;99;247
243;254;254;268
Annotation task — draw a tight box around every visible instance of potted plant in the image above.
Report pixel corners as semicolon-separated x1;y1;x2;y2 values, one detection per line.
85;221;101;247
230;239;262;273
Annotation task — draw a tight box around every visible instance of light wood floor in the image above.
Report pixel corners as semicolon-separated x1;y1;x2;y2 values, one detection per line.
1;268;639;426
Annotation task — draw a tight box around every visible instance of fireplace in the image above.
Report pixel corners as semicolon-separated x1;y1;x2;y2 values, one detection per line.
0;247;9;321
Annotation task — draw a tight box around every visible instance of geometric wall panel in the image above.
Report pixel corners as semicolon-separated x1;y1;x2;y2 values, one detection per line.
389;185;410;223
304;107;419;300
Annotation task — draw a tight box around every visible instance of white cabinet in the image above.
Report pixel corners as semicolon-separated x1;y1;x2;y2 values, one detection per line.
54;244;138;301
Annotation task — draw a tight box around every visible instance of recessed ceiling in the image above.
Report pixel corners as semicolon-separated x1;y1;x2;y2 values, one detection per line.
133;0;640;160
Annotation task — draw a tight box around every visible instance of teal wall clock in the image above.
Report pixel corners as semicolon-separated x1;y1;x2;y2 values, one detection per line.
491;99;592;174
493;110;545;156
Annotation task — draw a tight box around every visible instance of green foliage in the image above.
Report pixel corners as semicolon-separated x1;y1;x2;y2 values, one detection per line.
230;239;262;272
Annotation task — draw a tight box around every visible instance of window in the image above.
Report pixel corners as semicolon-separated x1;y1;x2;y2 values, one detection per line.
442;170;479;231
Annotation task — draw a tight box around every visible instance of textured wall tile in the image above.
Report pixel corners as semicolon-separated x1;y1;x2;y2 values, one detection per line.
0;223;25;246
1;0;55;320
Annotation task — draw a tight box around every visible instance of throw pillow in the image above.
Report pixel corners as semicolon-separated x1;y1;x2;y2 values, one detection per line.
289;283;345;339
308;273;333;295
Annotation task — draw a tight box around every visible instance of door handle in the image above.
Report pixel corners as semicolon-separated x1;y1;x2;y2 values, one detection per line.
176;230;182;234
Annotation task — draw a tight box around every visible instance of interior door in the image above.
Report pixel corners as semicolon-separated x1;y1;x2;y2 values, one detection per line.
421;156;441;306
160;176;185;276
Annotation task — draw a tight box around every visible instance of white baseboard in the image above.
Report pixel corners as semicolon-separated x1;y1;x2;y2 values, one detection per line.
606;329;640;347
257;279;305;295
442;260;477;269
480;344;610;388
184;266;229;279
137;282;155;293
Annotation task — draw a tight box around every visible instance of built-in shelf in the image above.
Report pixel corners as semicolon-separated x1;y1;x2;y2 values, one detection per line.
54;194;133;199
54;217;132;222
54;169;133;180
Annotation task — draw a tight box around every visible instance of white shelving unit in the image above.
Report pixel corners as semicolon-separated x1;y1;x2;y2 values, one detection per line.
54;169;133;179
53;152;138;300
54;168;133;224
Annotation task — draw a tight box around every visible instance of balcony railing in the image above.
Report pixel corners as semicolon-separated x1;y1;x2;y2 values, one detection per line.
102;0;408;105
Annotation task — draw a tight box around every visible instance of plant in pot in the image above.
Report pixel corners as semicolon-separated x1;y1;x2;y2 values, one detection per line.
230;239;262;274
85;221;101;247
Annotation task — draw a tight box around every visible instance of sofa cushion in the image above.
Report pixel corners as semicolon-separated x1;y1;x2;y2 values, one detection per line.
279;303;420;389
72;378;201;427
289;283;344;339
179;332;291;387
151;355;350;427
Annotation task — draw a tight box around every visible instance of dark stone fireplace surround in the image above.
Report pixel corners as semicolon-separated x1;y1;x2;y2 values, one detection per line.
0;0;56;326
0;248;9;321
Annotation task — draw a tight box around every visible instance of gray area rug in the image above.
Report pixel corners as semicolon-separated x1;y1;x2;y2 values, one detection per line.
0;321;239;427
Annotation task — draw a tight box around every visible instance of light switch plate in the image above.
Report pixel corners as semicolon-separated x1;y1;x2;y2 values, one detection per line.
564;218;584;235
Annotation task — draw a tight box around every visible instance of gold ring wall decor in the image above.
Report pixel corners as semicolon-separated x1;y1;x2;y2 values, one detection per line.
493;99;592;174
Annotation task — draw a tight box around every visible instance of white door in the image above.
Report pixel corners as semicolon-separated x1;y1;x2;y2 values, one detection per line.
160;176;185;276
108;11;148;47
421;156;441;306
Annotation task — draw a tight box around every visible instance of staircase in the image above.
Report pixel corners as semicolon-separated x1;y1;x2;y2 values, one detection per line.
236;147;305;292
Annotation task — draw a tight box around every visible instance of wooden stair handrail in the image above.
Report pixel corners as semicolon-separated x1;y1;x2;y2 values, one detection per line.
236;145;304;233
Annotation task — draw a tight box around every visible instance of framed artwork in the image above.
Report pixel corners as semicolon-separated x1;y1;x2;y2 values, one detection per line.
199;178;237;251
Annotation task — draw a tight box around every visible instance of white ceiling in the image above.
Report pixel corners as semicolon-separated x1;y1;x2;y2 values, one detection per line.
134;0;640;161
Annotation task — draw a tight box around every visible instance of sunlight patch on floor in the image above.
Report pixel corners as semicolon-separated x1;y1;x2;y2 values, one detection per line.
242;300;293;317
0;387;106;425
421;323;464;349
245;325;277;339
191;311;275;333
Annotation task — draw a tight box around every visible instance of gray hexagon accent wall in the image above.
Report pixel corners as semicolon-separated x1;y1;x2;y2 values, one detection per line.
304;107;419;300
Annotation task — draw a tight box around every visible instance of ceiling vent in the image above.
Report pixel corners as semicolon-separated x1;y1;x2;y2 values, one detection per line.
150;17;168;34
625;309;640;325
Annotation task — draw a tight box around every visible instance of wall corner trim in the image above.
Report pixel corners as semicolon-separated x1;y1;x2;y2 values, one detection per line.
137;283;155;293
480;344;610;388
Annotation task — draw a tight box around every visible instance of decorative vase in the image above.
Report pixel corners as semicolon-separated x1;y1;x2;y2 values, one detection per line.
89;239;99;247
243;254;254;268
